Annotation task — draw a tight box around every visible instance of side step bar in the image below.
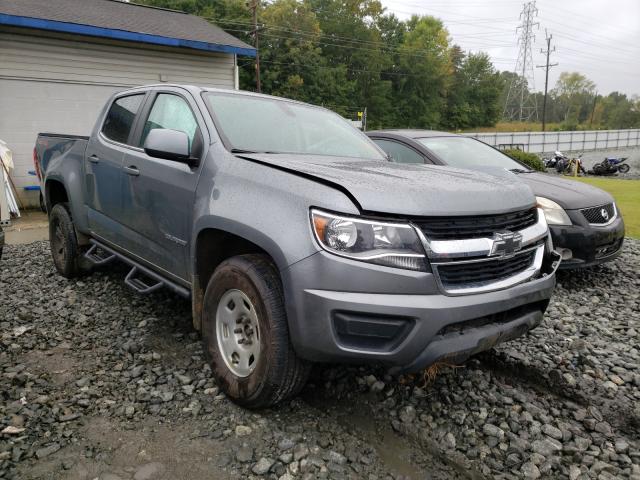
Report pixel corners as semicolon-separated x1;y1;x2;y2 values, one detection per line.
84;239;190;298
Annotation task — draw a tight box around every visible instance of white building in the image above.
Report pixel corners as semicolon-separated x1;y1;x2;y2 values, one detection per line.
0;0;255;207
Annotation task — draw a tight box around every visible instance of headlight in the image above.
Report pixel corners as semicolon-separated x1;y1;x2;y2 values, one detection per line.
311;209;427;271
536;196;571;226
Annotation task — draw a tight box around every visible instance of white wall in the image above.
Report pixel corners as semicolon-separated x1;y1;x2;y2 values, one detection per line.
463;129;640;154
0;28;236;207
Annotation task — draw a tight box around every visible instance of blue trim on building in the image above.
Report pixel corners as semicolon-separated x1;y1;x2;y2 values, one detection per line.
0;13;257;57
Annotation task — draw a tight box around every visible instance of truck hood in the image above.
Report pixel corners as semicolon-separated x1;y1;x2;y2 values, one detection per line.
516;172;613;210
239;154;535;216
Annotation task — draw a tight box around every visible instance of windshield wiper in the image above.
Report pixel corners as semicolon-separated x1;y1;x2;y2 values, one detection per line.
230;148;281;155
231;148;260;154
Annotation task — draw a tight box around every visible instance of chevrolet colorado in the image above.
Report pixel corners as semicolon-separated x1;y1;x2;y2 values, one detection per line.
35;85;560;408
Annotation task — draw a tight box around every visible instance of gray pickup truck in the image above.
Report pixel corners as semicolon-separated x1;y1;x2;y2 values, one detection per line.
35;85;560;408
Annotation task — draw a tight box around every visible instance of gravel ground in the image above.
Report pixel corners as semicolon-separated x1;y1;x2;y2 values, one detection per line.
1;240;639;480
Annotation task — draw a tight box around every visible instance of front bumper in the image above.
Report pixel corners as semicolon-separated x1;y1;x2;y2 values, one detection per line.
551;210;625;269
283;249;560;373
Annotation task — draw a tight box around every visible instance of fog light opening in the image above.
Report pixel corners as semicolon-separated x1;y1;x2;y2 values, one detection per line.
557;248;573;261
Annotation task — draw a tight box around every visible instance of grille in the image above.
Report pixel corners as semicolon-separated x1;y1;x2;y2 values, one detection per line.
416;208;538;240
436;250;536;288
582;203;615;224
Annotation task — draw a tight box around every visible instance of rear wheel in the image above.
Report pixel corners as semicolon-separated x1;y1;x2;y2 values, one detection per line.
49;203;83;278
201;254;311;408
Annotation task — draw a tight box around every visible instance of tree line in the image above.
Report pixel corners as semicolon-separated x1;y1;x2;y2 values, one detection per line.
142;0;640;131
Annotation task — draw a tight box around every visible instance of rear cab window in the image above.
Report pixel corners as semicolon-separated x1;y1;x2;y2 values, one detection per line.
101;94;145;145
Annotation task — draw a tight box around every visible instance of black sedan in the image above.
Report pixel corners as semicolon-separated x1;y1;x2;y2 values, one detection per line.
367;130;625;269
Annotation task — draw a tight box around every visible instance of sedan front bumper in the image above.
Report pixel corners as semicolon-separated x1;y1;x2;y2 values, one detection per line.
551;210;625;269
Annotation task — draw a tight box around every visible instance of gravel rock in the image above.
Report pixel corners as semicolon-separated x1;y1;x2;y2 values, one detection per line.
252;457;275;475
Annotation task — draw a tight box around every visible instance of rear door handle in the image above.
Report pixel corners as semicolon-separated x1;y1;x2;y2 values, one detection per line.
124;166;140;176
88;155;100;164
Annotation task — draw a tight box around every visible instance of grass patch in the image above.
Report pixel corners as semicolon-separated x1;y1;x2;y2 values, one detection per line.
567;177;640;238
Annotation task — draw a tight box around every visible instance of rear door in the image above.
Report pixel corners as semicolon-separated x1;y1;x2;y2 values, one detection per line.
85;93;146;244
118;89;205;281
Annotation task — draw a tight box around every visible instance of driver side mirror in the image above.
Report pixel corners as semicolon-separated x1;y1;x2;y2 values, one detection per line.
144;128;190;163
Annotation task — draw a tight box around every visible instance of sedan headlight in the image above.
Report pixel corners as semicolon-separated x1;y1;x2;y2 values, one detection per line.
311;209;427;271
536;196;571;226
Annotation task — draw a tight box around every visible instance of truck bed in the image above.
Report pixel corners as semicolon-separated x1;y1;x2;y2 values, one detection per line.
35;133;89;182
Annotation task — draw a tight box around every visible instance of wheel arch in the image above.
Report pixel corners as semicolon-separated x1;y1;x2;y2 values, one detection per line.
191;223;287;331
44;178;69;211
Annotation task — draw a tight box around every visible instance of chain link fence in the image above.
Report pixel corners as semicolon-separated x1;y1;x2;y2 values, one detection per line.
462;129;640;154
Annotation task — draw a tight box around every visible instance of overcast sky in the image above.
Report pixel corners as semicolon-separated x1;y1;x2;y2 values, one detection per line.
380;0;640;97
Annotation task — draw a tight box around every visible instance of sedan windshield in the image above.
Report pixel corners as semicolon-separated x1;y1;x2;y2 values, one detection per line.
417;136;530;171
203;92;385;160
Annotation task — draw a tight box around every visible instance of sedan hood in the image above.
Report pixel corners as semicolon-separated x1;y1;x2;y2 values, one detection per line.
518;172;613;209
239;154;535;217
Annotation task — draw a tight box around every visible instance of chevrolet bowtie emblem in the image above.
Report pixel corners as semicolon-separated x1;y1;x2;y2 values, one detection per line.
490;231;523;258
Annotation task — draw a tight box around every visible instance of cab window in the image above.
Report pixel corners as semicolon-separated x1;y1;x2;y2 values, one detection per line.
140;94;199;149
372;139;425;164
101;94;144;144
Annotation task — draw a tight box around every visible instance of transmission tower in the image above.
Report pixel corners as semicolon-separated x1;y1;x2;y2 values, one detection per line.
503;1;539;122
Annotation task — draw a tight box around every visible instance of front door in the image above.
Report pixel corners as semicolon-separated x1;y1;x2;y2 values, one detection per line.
85;93;146;245
118;91;204;281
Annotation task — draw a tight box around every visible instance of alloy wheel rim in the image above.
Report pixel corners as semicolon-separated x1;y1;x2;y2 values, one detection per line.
215;289;261;378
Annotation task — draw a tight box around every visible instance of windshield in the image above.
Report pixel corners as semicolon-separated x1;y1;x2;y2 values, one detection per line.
203;92;385;160
417;136;529;171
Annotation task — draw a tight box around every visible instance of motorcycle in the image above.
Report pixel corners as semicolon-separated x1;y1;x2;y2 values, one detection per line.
543;151;568;169
589;157;630;175
560;153;587;176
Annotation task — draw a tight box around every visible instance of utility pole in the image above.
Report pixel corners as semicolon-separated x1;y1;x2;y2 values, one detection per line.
503;1;540;122
536;30;558;131
250;0;261;92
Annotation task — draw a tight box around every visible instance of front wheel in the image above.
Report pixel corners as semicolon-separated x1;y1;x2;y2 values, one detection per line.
618;164;630;174
201;254;311;408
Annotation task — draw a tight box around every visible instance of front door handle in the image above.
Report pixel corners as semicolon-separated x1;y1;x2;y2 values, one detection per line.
124;166;140;176
88;155;100;164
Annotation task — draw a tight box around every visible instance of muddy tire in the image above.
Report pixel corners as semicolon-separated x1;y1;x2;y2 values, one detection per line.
201;254;310;408
49;203;83;278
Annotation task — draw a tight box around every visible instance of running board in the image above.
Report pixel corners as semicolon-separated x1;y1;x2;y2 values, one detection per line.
84;243;116;266
86;239;190;298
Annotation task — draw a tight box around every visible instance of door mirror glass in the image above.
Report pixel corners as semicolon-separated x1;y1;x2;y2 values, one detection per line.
143;128;190;162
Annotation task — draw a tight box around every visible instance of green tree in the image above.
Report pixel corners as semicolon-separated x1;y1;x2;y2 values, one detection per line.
257;0;354;110
551;72;596;125
392;15;451;128
446;51;503;129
